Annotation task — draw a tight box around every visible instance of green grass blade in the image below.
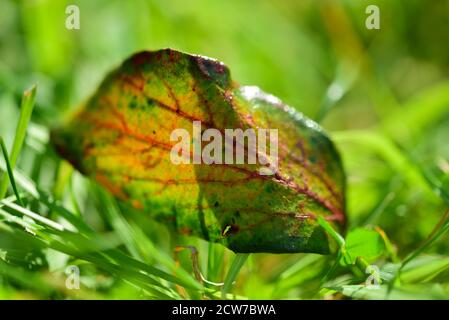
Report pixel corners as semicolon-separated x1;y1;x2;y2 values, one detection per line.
317;216;345;248
401;208;449;268
382;80;449;144
221;253;249;299
93;185;144;260
207;242;225;283
0;85;36;199
401;255;449;284
332;130;434;195
0;138;24;206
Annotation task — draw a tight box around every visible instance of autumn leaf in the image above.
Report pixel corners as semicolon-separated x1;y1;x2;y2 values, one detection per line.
51;49;346;254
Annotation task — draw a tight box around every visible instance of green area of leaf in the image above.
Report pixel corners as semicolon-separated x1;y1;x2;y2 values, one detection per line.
342;228;385;265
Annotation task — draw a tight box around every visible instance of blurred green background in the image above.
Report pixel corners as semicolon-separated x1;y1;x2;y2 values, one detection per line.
0;0;449;299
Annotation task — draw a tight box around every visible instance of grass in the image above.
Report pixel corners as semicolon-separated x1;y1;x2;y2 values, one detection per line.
0;0;448;300
0;85;36;200
0;80;447;301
